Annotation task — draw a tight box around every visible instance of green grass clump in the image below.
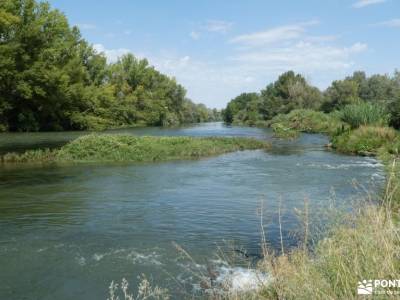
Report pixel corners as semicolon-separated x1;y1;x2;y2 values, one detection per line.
339;102;389;129
1;134;270;164
332;126;398;155
269;109;348;137
1;149;57;163
271;123;299;139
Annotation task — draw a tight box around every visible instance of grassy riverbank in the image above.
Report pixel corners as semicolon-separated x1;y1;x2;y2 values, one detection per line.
257;199;400;299
332;126;399;156
228;135;400;299
269;107;400;156
244;109;400;299
1;134;270;164
248;154;400;300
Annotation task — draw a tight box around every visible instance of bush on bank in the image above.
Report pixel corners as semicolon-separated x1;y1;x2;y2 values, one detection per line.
269;109;348;137
332;126;399;156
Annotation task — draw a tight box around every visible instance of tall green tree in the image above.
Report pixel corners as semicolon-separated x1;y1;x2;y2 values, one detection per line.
260;71;323;119
223;71;323;124
322;79;361;112
0;0;217;131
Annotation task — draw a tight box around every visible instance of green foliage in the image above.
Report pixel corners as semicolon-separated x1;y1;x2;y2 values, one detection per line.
223;70;400;130
332;126;398;155
223;72;323;125
0;0;217;132
269;109;348;136
388;92;400;128
271;123;299;139
222;93;261;125
322;70;400;115
322;79;360;112
1;134;270;163
339;102;389;129
1;148;56;163
260;71;323;119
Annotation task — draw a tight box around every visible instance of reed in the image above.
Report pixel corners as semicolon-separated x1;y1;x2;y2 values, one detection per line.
339;102;389;129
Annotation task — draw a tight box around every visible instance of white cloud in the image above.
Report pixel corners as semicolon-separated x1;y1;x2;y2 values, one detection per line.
93;44;131;63
348;42;368;53
230;20;319;46
229;21;367;73
90;20;368;108
190;31;200;40
230;42;367;72
244;76;254;83
305;35;339;42
204;20;233;33
374;18;400;27
151;55;259;108
76;23;96;30
353;0;386;8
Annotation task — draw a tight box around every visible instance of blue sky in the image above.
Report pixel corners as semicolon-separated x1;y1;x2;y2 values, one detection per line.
48;0;400;108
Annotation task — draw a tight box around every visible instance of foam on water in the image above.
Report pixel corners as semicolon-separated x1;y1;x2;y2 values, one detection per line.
182;260;270;294
126;250;163;266
75;255;86;266
92;248;163;266
214;266;269;292
296;160;384;170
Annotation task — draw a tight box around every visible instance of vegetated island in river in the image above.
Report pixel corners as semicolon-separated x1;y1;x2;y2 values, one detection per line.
1;135;270;164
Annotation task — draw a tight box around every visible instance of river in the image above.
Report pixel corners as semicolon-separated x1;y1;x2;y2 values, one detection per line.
0;122;385;299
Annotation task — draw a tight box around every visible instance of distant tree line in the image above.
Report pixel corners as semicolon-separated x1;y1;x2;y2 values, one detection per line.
223;70;400;128
0;0;220;132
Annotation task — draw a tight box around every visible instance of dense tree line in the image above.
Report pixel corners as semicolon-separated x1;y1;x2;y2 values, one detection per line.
223;70;400;128
0;0;219;132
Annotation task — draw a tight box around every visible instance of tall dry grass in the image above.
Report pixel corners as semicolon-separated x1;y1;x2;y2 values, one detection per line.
256;160;400;300
107;275;170;300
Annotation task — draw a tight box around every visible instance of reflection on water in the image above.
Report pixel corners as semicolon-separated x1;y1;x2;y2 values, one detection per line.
0;123;385;299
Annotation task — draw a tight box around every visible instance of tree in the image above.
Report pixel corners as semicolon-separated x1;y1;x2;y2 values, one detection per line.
0;0;215;131
223;93;260;124
322;79;360;112
223;71;323;124
260;71;323;119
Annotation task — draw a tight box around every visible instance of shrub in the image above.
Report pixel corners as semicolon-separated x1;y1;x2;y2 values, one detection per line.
269;109;348;136
69;113;116;131
339;102;389;129
332;126;398;155
271;123;299;139
1;149;57;163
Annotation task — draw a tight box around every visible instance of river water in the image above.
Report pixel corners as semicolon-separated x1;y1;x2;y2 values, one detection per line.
0;122;384;299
